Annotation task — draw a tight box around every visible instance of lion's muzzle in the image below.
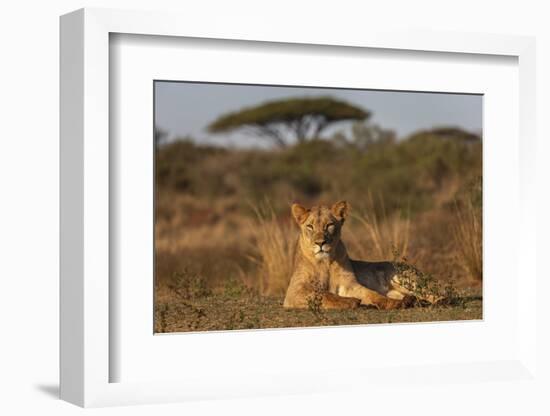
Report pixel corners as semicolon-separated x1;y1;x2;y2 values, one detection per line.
313;241;332;258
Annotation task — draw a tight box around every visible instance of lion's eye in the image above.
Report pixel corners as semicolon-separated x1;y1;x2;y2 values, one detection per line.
326;223;335;233
306;224;314;231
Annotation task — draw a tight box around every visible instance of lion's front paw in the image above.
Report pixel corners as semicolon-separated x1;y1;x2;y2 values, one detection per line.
380;296;414;310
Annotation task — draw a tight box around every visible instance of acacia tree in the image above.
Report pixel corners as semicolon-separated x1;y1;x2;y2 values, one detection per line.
207;96;370;148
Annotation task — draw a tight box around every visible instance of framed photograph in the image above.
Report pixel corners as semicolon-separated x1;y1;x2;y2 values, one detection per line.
60;8;538;408
153;80;484;333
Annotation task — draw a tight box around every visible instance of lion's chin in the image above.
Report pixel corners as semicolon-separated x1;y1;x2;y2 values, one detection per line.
314;251;330;259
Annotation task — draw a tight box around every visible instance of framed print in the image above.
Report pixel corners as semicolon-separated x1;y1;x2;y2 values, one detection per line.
152;80;483;334
60;8;539;408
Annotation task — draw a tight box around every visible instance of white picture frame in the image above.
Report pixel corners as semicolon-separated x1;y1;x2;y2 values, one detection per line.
60;7;538;408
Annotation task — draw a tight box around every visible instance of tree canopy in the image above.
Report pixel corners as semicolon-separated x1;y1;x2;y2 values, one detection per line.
207;96;370;147
409;127;481;142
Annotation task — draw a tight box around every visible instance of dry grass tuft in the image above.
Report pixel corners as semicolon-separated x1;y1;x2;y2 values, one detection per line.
453;199;482;281
349;193;410;261
248;203;297;295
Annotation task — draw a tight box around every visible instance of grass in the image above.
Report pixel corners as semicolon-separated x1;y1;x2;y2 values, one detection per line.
154;130;483;332
155;290;482;333
154;199;482;332
167;269;212;299
350;192;411;261
154;195;482;332
248;203;296;295
154;233;480;333
453;198;482;281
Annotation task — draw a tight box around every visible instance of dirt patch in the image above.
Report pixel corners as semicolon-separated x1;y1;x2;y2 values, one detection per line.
155;291;482;333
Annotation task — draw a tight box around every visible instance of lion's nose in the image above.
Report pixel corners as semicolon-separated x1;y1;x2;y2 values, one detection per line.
315;240;326;247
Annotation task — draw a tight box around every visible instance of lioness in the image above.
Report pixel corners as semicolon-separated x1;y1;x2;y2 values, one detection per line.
283;201;417;310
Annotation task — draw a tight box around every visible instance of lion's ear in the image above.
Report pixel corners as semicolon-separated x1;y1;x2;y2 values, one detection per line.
291;203;310;225
331;200;350;221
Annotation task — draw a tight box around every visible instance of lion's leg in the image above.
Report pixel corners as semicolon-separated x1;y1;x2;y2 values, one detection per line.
320;292;361;310
338;283;409;310
284;283;360;310
386;289;406;300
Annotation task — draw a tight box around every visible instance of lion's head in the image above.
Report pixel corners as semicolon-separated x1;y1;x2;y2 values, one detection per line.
291;201;350;260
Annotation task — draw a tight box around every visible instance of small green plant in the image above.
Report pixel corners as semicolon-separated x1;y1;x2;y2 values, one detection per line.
306;279;325;320
391;247;464;307
224;309;263;330
184;302;207;330
244;314;261;329
169;269;211;299
223;277;250;298
228;310;245;330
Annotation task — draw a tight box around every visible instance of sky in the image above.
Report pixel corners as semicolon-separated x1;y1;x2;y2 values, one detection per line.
154;81;482;148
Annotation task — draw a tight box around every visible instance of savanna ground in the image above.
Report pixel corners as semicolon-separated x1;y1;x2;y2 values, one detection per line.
154;126;483;332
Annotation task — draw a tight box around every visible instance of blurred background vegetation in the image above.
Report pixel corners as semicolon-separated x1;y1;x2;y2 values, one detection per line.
155;95;482;304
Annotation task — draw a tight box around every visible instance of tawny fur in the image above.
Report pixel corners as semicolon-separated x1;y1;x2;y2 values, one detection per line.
283;201;416;310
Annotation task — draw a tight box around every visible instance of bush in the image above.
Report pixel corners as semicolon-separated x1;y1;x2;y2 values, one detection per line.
155;128;482;220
